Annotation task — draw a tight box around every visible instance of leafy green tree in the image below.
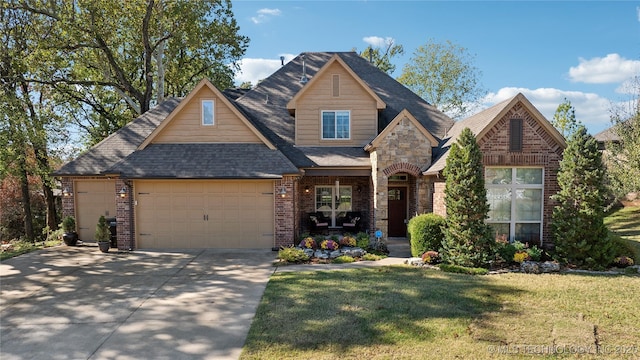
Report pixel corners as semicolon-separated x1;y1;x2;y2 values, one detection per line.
356;39;404;74
1;5;64;238
398;39;486;119
605;76;640;200
441;128;494;267
551;98;582;138
12;0;249;145
551;126;613;269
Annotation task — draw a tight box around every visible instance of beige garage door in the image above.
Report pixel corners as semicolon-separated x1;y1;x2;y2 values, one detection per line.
75;180;116;242
135;180;274;249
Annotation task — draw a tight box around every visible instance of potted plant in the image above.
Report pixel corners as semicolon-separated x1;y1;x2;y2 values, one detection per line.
95;215;111;253
61;216;78;246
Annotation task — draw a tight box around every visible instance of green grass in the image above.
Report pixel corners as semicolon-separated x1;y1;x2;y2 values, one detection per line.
605;206;640;260
242;205;640;359
241;267;640;360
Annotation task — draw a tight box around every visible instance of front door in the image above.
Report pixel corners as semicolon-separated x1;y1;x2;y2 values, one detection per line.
388;187;407;237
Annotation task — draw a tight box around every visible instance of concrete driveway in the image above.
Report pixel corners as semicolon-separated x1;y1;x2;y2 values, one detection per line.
0;245;277;360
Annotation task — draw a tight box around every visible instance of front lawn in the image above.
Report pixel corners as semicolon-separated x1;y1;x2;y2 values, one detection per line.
241;268;639;359
605;206;640;259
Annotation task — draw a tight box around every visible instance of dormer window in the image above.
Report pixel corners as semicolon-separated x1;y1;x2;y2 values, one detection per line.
202;100;215;126
322;110;350;139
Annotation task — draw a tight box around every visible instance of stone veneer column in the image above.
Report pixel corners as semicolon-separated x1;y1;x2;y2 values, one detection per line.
115;179;134;250
274;176;296;249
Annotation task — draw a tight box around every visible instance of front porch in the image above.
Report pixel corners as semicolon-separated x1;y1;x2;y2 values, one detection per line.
297;176;371;236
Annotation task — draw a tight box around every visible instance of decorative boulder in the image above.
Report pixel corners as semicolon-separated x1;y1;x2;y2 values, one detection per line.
520;261;540;274
521;261;560;274
314;250;329;259
540;261;561;273
405;257;425;266
329;250;342;259
342;248;365;258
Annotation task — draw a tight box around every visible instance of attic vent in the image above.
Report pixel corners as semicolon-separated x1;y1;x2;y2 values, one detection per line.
332;74;340;97
510;118;523;152
300;55;308;84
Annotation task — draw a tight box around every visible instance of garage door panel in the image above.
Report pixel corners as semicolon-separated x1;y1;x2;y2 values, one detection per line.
136;180;274;249
75;180;116;241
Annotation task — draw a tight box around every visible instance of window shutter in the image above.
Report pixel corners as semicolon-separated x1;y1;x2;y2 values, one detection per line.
510;118;523;152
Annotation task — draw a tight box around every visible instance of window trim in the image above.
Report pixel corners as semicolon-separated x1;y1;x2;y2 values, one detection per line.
321;110;351;140
486;166;544;245
315;185;352;227
201;99;215;126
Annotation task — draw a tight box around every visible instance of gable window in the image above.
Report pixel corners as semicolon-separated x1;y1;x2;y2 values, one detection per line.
510;118;523;152
202;100;215;126
315;186;352;226
322;111;350;139
486;167;543;245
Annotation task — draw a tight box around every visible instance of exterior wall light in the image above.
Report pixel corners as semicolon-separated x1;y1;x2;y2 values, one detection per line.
304;186;310;193
119;187;127;198
62;187;72;197
279;187;287;198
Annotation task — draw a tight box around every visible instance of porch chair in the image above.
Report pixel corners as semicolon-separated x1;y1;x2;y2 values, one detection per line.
308;212;329;234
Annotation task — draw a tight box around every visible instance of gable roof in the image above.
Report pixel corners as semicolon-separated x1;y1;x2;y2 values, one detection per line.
424;93;566;175
366;109;439;151
593;125;620;143
286;54;386;111
53;98;181;176
55;51;455;177
234;52;454;168
139;78;275;150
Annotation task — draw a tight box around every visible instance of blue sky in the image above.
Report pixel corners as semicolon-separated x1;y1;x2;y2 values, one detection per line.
230;1;640;135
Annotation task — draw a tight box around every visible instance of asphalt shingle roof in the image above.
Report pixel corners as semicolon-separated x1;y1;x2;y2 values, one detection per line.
108;143;299;179
53;98;181;176
425;97;513;175
234;52;454;168
56;52;455;178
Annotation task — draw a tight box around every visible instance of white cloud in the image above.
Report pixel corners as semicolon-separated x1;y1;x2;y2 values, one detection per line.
568;53;640;84
234;54;296;86
251;8;282;24
637;6;640;21
363;36;395;48
482;87;615;135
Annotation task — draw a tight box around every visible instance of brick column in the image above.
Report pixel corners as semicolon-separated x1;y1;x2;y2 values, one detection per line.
274;176;296;249
115;179;134;250
60;177;75;219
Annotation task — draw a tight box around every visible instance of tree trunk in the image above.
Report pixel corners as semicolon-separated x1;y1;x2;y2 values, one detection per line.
42;183;57;230
19;166;34;242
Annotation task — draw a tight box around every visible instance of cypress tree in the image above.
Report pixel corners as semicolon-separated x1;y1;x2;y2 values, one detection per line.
441;127;494;267
551;126;613;269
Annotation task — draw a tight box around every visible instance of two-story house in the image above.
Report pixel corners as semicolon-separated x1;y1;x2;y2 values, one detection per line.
54;52;565;250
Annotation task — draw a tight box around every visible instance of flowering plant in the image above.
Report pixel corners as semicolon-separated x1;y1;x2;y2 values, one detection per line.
613;256;634;267
321;239;339;251
513;251;529;263
340;236;356;247
421;250;440;264
300;237;316;249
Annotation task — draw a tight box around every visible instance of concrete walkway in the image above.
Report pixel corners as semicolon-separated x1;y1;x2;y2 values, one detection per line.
0;239;411;360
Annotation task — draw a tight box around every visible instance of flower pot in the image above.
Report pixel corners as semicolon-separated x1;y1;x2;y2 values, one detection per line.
98;241;110;253
62;232;78;246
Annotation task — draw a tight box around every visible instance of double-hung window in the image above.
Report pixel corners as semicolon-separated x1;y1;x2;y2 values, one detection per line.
322;111;350;139
486;167;544;245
